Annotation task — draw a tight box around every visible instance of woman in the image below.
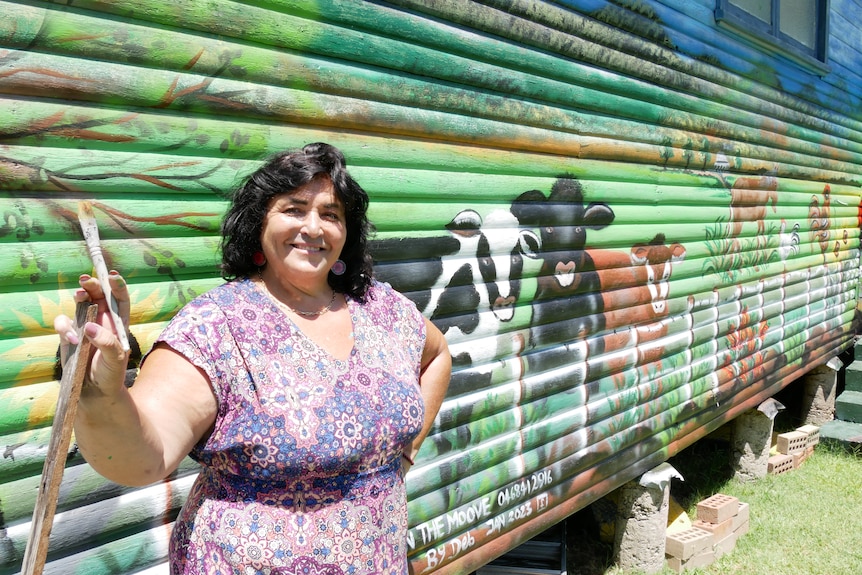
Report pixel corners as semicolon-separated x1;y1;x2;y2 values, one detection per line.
55;143;451;575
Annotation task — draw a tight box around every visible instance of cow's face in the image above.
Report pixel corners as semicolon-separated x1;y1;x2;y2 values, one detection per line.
539;178;614;291
540;201;614;290
631;238;686;315
513;178;615;292
538;214;587;289
446;209;539;322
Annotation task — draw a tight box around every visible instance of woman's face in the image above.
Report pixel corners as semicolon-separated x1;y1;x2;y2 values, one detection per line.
260;174;347;283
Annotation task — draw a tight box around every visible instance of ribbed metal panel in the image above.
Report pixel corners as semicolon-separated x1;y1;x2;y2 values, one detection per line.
0;1;860;574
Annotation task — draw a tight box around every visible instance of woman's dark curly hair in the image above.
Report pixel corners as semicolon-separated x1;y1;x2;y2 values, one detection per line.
220;143;374;300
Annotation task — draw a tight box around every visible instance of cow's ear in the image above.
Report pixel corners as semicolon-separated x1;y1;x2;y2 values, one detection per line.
671;243;687;262
445;209;482;237
514;189;547;204
518;230;541;259
631;244;649;265
511;190;547;224
583;202;615;229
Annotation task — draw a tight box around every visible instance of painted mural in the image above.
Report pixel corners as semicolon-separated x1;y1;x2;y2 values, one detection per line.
1;1;861;574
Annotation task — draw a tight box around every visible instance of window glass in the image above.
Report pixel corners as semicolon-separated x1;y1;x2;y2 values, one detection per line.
716;0;828;66
730;0;771;23
780;0;816;48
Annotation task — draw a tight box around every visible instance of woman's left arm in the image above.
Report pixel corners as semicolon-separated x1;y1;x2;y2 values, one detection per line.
403;317;451;468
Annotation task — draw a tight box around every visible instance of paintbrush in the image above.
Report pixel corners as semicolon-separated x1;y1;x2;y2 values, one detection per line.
77;201;130;352
21;301;97;575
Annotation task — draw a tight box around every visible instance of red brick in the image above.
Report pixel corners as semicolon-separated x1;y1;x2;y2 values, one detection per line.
733;502;749;531
665;527;713;560
666;549;715;573
713;532;737;559
777;430;808;454
796;424;820;448
793;448;811;469
696;494;739;524
734;518;750;538
767;453;794;475
693;517;734;541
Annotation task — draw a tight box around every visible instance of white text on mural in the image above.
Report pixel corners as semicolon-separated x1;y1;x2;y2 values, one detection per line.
414;496;492;547
496;469;552;508
413;468;555;569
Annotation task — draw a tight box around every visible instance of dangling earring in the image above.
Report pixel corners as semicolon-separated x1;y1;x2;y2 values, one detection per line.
330;259;346;276
252;251;266;267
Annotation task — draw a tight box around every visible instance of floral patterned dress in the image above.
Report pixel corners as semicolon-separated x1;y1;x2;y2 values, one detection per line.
157;278;426;575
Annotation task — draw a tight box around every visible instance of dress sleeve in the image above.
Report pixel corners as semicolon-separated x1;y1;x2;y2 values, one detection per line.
147;294;233;408
372;280;427;376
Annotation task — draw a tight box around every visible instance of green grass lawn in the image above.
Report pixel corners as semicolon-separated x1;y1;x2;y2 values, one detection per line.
567;438;862;575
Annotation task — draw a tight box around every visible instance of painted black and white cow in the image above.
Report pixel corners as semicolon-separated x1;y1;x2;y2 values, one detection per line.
429;208;539;332
371;206;540;394
511;176;616;375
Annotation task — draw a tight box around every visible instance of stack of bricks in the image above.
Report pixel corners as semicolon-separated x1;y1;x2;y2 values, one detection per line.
664;494;749;572
767;424;820;475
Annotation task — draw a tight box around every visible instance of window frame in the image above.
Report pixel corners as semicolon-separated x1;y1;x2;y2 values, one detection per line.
715;0;830;73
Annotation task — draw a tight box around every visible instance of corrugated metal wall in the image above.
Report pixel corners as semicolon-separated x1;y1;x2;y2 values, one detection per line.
1;0;860;573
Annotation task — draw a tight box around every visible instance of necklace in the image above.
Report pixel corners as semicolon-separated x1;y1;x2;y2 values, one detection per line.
260;280;337;317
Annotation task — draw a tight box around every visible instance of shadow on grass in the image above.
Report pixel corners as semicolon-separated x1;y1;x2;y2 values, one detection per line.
564;506;615;575
667;437;736;510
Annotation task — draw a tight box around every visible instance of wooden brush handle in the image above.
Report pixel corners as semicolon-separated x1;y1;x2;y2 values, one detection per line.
21;302;98;575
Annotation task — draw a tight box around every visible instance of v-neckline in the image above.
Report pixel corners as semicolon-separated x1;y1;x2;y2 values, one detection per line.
252;278;356;363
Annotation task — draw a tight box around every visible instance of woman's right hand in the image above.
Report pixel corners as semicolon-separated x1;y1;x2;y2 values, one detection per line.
54;271;216;486
54;272;131;397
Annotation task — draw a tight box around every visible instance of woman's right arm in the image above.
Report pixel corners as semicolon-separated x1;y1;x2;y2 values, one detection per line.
55;274;217;487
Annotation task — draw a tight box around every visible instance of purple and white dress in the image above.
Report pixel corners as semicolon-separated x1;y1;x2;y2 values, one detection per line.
157;278;426;575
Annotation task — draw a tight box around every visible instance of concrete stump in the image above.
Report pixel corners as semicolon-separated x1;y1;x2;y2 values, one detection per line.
730;407;776;482
612;469;673;573
801;359;840;426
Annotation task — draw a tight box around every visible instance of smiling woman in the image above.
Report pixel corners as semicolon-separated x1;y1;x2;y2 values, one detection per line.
258;173;348;317
52;142;452;575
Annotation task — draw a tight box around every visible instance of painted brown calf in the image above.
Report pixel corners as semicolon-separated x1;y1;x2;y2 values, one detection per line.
589;234;686;378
